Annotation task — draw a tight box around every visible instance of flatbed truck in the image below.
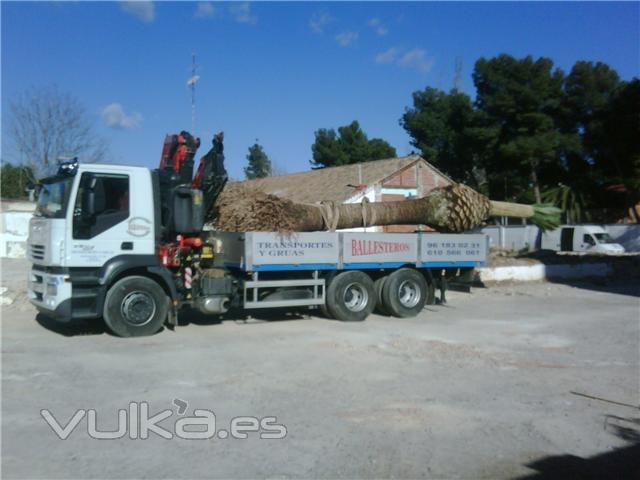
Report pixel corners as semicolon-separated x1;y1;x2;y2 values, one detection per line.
26;133;488;337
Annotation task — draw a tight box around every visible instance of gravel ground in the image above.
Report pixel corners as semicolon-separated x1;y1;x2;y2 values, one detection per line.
1;258;639;479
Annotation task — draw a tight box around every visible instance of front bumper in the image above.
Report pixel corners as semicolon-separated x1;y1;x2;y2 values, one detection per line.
28;269;73;321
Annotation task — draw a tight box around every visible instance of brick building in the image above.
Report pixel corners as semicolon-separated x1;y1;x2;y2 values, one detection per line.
238;155;452;232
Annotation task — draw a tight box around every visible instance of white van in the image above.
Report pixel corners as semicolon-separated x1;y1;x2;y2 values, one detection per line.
541;225;625;254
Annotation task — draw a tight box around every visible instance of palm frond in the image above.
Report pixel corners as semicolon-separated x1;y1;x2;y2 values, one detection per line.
531;203;563;231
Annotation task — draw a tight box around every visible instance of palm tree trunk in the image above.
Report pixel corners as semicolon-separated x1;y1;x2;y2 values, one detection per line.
213;182;548;233
530;166;542;204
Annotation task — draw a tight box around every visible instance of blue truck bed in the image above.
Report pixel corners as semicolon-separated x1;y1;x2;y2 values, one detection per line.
215;231;488;272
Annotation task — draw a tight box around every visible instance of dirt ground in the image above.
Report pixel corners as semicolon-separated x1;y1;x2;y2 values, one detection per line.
1;258;639;479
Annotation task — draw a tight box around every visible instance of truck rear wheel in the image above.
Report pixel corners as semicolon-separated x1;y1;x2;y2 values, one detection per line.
103;276;168;337
382;268;427;318
325;271;375;322
319;271;337;318
319;302;332;319
373;276;389;315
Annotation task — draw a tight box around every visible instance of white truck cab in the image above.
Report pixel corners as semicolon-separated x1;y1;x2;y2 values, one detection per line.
541;225;625;254
27;162;161;320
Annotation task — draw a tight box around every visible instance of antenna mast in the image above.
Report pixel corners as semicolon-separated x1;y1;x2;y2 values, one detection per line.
453;57;462;92
187;52;200;133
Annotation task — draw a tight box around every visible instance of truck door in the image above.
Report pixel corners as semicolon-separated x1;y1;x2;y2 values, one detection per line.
67;170;153;266
560;228;574;251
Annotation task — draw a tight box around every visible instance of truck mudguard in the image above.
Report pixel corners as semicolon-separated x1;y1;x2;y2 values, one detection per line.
97;254;179;301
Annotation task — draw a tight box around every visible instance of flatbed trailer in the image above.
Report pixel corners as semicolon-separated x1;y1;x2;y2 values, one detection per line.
199;231;487;321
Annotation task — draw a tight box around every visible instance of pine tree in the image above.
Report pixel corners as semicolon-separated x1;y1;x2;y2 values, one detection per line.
311;121;396;168
244;143;272;179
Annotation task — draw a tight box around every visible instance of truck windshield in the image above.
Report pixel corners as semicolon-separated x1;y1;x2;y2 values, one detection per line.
35;178;73;218
594;232;614;244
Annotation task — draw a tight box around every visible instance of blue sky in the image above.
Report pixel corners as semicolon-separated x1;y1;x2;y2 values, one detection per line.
2;1;639;180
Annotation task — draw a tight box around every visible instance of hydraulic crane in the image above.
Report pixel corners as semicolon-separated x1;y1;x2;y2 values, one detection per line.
156;130;228;238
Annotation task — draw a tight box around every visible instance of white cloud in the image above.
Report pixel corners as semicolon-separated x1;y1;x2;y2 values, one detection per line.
101;103;143;130
335;31;358;47
229;2;257;25
375;47;399;64
194;2;215;19
375;26;388;36
309;12;333;33
120;1;155;23
368;18;388;36
398;48;434;73
375;47;434;74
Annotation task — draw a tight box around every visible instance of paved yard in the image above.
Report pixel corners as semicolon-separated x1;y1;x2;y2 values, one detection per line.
1;259;639;479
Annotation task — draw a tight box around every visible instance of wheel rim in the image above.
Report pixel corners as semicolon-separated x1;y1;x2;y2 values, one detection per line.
121;291;156;326
343;283;369;312
398;279;421;308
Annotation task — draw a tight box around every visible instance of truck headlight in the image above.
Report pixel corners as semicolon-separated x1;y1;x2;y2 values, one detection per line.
46;276;62;296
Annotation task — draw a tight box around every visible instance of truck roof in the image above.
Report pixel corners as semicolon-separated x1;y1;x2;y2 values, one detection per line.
78;163;151;173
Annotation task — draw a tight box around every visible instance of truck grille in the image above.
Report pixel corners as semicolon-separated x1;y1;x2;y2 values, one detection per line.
30;244;45;260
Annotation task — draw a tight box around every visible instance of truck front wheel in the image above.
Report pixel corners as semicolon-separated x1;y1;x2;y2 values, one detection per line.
325;271;375;322
103;276;169;337
382;268;427;318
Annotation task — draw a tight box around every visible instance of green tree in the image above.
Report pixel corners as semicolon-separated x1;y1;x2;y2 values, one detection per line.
400;87;491;188
244;142;272;179
562;61;620;136
366;137;397;161
0;162;35;199
473;55;565;202
551;61;623;214
600;78;640;205
311;121;396;168
399;55;636;220
554;62;640;219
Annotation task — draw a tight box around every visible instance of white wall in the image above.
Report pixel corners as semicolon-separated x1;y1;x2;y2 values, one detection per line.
478;225;540;252
605;225;640;251
1;200;36;258
476;224;640;252
0;211;34;258
479;263;614;282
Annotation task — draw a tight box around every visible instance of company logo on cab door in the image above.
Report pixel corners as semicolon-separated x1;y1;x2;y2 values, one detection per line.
127;217;151;237
351;239;411;256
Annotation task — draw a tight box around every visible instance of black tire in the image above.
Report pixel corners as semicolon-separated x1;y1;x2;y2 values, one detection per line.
319;272;337;318
381;268;427;318
103;276;169;337
325;270;375;322
319;302;332;319
373;276;389;315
